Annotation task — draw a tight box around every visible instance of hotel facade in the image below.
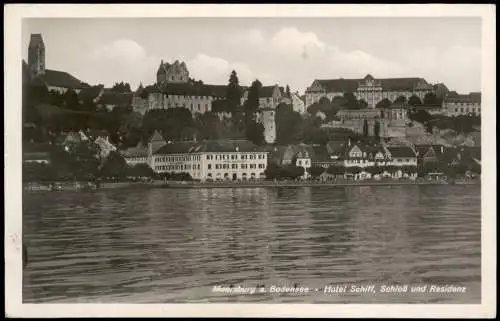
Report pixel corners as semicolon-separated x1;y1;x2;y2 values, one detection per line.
122;132;269;182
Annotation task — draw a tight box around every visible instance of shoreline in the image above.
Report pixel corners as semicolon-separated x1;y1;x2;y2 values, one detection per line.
23;178;480;192
161;180;480;189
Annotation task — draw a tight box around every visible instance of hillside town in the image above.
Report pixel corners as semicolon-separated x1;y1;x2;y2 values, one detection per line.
23;33;481;187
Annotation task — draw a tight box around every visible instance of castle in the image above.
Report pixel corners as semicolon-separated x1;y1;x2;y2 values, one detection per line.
132;60;281;144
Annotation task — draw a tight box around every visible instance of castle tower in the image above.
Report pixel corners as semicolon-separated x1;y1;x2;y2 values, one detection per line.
156;60;166;85
256;108;276;144
28;34;46;79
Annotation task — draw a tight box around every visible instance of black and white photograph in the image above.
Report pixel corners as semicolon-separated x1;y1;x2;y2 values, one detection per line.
5;4;496;318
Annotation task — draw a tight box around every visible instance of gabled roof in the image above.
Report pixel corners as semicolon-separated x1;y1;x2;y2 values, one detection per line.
121;142;148;158
307;77;431;93
40;69;83;90
99;91;133;106
385;146;417;158
445;93;481;104
260;85;279;98
153;139;264;155
150;130;165;143
78;85;104;102
29;34;45;48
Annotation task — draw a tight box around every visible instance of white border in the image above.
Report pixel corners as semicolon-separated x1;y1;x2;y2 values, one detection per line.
4;4;496;318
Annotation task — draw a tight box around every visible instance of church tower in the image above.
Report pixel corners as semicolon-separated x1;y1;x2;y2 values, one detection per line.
28;34;46;79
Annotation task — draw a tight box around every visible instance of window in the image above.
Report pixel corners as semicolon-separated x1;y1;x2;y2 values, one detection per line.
298;160;302;166
208;164;212;169
232;164;237;169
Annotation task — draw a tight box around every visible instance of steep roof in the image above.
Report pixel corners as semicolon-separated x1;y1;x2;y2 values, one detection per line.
445;93;481;103
153;139;264;155
40;69;83;90
308;77;431;93
121;142;148;158
385;146;417;158
260;85;279;98
99;91;133;106
29;34;44;48
150;130;165;143
78;85;104;102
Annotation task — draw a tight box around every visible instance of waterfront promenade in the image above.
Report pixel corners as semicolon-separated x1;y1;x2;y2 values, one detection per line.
23;177;479;192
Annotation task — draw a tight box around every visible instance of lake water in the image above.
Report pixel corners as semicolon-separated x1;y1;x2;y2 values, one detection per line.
23;185;481;303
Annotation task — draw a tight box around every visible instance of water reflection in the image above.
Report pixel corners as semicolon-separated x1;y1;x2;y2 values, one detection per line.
23;185;481;303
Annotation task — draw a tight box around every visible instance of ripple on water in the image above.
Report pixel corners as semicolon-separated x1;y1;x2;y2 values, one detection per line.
23;185;481;303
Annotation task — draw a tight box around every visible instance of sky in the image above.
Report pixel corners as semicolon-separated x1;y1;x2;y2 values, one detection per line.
22;17;482;94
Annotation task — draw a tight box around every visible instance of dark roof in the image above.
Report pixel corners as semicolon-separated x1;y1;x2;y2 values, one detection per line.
121;143;148;158
154;139;264;155
445;93;481;103
308;77;431;93
78;85;104;102
260;86;279;98
386;146;417;158
29;34;44;48
40;69;82;90
412;104;442;110
311;145;330;161
149;131;165;143
152;82;227;98
99;91;133;106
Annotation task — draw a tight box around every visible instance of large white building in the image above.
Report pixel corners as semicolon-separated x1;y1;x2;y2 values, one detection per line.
305;74;435;108
443;92;481;117
121;133;269;182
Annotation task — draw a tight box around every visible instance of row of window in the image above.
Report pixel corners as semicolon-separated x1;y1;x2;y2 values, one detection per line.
454;107;480;113
206;154;266;161
208;163;266;170
156;155;201;163
155;164;201;171
347;158;415;164
297;160;310;166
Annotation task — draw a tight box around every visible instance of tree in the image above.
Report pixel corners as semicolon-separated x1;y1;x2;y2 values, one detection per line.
66;141;101;180
282;164;305;180
63;89;80;110
408;95;423;106
409;109;432;125
195;112;220;140
264;163;282;180
285;85;291;98
327;165;345;176
111;82;132;93
362;119;369;137
245;120;265;145
423;92;440;105
226;70;242;112
99;151;129;180
342;92;359;110
128;163;154;178
358;99;368;109
376;98;392;109
394;95;407;104
310;166;325;178
374;120;380;140
243;79;262;123
276;103;303;145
